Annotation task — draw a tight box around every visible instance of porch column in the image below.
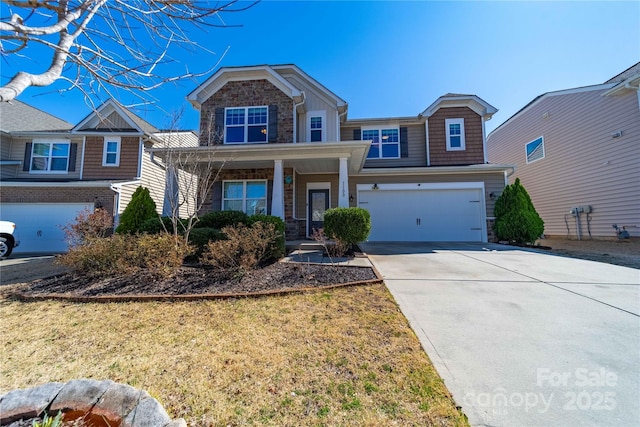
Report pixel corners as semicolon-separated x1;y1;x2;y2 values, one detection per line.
338;157;349;208
271;159;285;219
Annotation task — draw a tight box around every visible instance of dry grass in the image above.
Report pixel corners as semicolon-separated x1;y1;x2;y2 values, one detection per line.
0;284;467;427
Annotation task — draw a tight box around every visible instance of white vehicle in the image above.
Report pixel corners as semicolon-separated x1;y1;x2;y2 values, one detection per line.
0;221;20;258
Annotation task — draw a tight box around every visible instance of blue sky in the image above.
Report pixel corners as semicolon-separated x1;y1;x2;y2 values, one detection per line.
3;1;639;134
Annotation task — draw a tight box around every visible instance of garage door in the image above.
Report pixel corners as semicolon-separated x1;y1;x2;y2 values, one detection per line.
358;186;485;242
0;203;95;253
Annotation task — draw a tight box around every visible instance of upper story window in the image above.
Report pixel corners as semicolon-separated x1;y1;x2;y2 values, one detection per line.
225;106;268;144
445;118;466;151
362;127;400;159
223;180;267;215
102;136;121;166
526;136;545;163
30;141;69;173
307;111;326;142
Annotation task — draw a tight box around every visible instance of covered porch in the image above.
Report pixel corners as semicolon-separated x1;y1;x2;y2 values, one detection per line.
148;141;370;239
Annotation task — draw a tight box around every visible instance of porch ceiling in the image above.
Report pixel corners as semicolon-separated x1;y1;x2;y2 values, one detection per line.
148;141;370;174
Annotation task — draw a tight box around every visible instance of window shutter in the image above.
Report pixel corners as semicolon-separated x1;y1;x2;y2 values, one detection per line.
214;108;225;144
268;105;278;142
267;180;273;215
23;142;32;171
68;143;78;171
212;181;223;211
400;127;409;158
353;128;361;140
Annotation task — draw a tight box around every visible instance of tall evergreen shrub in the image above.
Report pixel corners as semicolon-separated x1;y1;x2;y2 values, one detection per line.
494;178;544;244
115;186;157;234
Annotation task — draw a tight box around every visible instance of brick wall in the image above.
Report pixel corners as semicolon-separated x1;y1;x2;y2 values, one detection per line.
199;79;293;146
200;167;301;239
428;107;485;166
1;186;115;215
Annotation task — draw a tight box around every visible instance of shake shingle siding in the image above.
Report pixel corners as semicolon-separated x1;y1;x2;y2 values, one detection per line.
488;88;640;238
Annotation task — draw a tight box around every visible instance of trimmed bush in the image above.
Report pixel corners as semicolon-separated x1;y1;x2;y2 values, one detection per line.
139;216;175;234
196;210;250;229
494;178;544;244
57;234;191;277
323;207;371;248
249;214;286;260
116;186;157;234
201;222;280;271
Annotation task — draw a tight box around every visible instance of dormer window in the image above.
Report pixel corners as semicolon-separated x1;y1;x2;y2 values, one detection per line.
445;118;466;151
225;106;268;144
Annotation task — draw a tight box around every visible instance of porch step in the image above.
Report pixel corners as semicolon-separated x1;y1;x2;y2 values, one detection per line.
286;240;332;251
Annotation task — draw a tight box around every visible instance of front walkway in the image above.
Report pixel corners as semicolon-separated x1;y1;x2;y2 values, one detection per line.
361;242;640;427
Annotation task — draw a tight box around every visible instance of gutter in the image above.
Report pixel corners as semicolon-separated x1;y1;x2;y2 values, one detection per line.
292;91;306;143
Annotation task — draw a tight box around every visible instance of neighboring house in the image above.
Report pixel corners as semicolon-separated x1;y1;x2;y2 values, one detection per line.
487;63;640;239
150;64;514;242
0;99;197;253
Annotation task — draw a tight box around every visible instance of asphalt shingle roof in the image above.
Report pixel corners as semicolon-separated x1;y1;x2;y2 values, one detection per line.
0;100;72;133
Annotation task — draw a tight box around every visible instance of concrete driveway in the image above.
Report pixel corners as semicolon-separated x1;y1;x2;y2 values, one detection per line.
361;242;640;427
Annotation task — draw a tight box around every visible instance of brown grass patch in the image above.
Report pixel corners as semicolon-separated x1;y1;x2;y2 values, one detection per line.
0;284;467;426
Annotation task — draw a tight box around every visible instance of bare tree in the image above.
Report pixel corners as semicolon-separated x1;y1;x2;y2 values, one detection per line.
149;109;230;244
0;0;256;103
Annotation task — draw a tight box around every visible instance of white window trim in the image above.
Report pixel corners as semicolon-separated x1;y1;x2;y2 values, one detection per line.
307;110;326;142
222;179;268;215
362;125;401;159
29;139;70;174
224;106;269;145
445;118;466;151
525;136;545;164
102;136;121;167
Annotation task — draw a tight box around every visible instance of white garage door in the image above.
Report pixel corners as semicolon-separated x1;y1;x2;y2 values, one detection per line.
358;185;486;242
0;203;95;253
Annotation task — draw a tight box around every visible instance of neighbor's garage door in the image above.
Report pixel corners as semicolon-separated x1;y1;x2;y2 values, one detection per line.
0;203;94;253
358;187;485;242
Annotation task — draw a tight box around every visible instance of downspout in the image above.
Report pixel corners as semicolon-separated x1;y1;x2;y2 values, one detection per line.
292;91;306;143
337;107;348;141
79;136;86;179
482;118;488;163
110;183;121;227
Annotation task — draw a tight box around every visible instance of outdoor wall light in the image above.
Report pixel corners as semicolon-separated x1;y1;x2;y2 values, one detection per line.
349;194;354;202
372;183;379;190
489;192;497;200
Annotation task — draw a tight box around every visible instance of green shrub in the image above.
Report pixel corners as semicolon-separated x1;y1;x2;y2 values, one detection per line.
324;207;371;248
116;186;157;234
138;216;190;235
200;222;279;271
196;210;250;229
494;178;544;244
188;227;225;256
250;214;286;260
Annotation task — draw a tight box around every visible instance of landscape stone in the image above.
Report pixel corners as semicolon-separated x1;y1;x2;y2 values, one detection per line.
0;382;64;424
49;378;113;414
91;382;150;422
123;396;172;427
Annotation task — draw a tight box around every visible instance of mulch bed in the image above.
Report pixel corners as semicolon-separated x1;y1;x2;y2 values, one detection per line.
9;262;380;302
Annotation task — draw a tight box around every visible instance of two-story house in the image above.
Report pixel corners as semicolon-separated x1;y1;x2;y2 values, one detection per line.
150;64;514;242
0;99;197;253
487;62;640;239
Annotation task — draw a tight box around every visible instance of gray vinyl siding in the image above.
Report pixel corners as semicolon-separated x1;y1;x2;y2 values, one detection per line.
294;172;339;219
340;123;426;167
279;72;340;142
488;88;640;238
349;172;504;218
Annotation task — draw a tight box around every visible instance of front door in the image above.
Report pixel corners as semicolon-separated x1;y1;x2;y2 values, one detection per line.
308;189;330;236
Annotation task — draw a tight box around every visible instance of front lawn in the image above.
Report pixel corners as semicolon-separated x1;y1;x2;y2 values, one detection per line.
0;284;467;426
